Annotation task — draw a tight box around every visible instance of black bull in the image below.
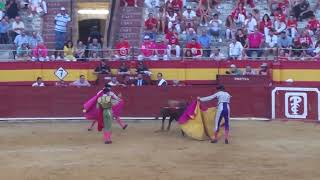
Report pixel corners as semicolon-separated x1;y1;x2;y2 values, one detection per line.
158;100;188;132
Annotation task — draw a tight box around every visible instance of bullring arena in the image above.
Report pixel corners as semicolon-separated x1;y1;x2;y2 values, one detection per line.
1;120;320;180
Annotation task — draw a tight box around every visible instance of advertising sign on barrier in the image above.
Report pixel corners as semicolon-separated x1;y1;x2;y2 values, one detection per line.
271;87;320;121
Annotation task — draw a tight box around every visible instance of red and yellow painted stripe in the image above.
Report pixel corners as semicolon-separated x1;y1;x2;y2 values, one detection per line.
0;61;319;85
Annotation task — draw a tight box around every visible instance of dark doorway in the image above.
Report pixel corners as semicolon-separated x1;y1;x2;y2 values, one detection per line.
78;19;106;45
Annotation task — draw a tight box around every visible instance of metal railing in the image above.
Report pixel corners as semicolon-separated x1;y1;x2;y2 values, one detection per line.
0;47;320;61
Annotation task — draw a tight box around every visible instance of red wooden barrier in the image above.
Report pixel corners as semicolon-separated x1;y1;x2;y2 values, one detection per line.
0;86;270;118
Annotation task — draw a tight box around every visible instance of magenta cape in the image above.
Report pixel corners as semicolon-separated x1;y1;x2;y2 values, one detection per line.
178;100;208;124
83;91;124;131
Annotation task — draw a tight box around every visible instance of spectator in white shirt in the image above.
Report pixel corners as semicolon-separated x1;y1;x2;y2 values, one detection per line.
182;6;196;29
265;29;278;56
29;0;47;15
32;77;45;87
209;13;222;42
245;13;257;33
70;75;91;87
210;47;225;60
229;38;243;60
11;16;25;40
274;16;287;35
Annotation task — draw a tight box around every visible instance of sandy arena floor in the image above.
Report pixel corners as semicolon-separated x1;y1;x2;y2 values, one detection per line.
0;120;320;180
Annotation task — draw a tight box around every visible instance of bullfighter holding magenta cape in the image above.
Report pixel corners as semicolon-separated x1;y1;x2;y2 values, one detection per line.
83;89;127;132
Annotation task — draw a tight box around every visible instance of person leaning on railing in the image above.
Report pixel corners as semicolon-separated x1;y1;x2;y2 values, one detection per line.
184;38;202;59
113;36;130;60
94;60;111;75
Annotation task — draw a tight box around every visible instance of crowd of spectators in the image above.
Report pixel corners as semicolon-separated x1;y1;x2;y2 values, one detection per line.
0;0;48;61
116;0;320;61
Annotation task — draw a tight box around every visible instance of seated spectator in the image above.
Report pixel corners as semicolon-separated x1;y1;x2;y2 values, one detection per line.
185;27;197;43
108;76;124;86
16;43;31;60
94;60;111;75
75;40;86;60
182;6;196;30
144;12;158;40
245;13;258;34
225;15;236;41
235;29;248;47
88;38;102;58
64;40;76;61
277;31;292;56
114;36;130;60
154;38;168;60
229;38;243;60
274;15;287;35
118;62;130;75
32;43;49;61
89;52;101;61
166;10;181;33
0;18;9;44
88;26;103;44
55;79;68;87
226;64;242;75
209;14;222;42
258;63;269;75
32;77;45;87
133;73;148;86
252;8;260;21
198;30;211;57
232;3;246;25
157;72;167;86
265;29;278;56
238;0;255;8
29;31;43;49
5;0;19;19
172;79;184;86
70;75;91;87
210;47;225;60
313;42;320;58
157;3;166;34
196;3;210;26
185;38;202;59
184;49;193;59
30;0;47;15
287;16;298;38
11;16;25;40
247;27;264;58
243;65;256;75
165;0;183;14
138;35;156;61
14;30;29;48
259;14;272;37
123;0;138;7
136;61;151;75
292;0;313;20
165;28;181;59
298;30;313;48
122;74;133;86
307;15;319;33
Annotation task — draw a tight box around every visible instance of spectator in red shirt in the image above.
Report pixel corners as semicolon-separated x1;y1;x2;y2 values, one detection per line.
307;15;319;33
154;38;169;60
166;0;183;14
138;35;156;61
144;13;158;40
196;3;210;26
185;38;202;59
247;27;264;58
287;16;298;38
259;14;272;37
298;30;313;48
165;28;181;59
122;0;137;7
232;3;246;19
114;36;130;60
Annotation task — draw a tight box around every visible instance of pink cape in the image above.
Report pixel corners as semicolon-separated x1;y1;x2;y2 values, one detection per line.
83;90;124;131
178;100;208;124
